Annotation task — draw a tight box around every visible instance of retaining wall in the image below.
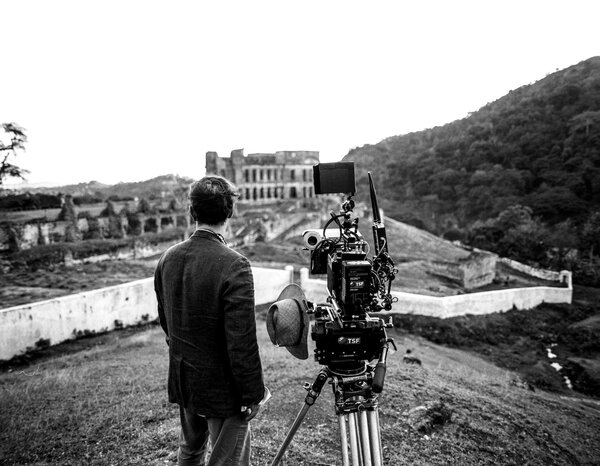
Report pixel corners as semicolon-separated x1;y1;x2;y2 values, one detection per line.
498;257;567;282
298;268;573;319
0;265;294;361
1;263;573;362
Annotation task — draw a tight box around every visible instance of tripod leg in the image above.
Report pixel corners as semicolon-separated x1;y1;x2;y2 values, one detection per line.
367;410;383;466
358;410;373;466
348;412;361;466
270;404;311;466
338;414;350;466
270;370;329;466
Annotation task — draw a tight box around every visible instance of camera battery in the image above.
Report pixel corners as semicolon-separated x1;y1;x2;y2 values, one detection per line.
341;260;371;310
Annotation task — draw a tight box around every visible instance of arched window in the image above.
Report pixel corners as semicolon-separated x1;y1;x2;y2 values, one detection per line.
290;187;297;198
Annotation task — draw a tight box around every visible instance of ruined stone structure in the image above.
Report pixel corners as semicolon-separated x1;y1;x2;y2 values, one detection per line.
205;149;320;203
0;211;192;253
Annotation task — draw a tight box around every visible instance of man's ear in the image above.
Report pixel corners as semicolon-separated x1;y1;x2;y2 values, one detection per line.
227;201;236;218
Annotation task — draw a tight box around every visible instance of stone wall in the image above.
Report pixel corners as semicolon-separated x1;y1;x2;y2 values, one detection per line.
498;257;567;282
0;213;191;252
426;252;497;290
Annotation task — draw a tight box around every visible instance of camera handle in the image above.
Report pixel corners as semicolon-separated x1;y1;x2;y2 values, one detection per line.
373;337;397;393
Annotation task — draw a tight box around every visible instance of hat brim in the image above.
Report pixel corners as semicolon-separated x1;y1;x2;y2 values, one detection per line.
267;284;310;360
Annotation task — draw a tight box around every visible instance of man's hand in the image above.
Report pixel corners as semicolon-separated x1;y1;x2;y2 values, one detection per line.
241;403;260;422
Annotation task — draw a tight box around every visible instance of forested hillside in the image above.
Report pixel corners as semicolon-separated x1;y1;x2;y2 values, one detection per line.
344;57;600;283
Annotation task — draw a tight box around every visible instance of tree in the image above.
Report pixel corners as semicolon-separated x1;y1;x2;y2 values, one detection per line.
580;211;600;258
0;123;28;186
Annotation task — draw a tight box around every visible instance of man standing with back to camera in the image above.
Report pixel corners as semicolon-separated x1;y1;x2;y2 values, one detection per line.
154;176;265;465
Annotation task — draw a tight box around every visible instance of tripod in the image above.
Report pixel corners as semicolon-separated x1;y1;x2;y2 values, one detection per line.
270;339;394;466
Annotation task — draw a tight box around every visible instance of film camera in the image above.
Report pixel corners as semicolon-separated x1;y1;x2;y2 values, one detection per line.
303;162;398;383
267;162;399;466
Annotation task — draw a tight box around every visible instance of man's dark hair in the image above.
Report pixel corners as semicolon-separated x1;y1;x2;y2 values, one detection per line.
189;176;239;225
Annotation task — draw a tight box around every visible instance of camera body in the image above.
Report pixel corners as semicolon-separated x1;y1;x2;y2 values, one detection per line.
307;163;396;371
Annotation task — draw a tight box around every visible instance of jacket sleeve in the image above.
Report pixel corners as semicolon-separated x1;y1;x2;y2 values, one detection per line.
153;259;169;342
222;256;265;406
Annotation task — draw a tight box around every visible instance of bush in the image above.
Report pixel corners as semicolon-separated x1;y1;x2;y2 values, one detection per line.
73;195;103;205
522;362;568;392
572;257;600;287
8;243;70;269
0;193;62;211
84;218;103;240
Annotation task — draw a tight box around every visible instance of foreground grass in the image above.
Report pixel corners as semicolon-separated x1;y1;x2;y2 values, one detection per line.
1;319;600;465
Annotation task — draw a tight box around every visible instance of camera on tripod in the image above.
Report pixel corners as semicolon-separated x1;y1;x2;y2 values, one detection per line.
266;162;399;466
305;162;397;372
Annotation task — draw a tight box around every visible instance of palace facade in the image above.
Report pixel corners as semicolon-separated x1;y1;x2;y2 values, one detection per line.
205;149;320;203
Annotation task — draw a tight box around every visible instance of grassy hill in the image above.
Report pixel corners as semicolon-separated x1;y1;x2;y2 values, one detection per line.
1;318;599;465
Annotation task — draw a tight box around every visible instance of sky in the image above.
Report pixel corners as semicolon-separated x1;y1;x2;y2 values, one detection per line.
1;0;599;187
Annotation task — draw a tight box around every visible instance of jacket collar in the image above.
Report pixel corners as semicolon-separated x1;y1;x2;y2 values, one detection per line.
191;228;227;245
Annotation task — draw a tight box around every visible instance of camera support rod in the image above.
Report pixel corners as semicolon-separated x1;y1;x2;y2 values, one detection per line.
368;172;386;257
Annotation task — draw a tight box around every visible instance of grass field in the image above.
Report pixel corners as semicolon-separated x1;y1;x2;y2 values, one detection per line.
1;313;599;465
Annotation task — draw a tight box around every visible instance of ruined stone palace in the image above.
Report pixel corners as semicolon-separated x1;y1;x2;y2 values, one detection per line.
205;149;320;203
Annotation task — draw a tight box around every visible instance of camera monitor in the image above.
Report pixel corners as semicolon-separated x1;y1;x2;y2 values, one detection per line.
313;162;355;195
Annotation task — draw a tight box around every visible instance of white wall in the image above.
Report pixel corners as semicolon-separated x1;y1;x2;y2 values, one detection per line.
498;257;567;282
251;265;294;305
0;266;294;361
0;264;573;362
298;268;573;319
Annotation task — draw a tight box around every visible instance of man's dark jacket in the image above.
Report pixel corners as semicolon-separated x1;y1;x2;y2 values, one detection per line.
154;230;264;418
